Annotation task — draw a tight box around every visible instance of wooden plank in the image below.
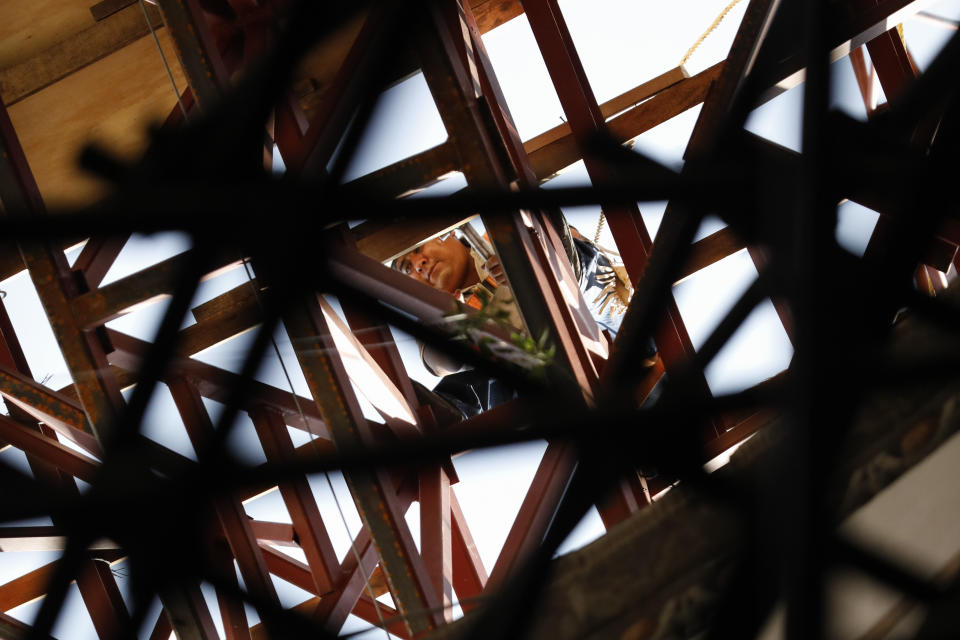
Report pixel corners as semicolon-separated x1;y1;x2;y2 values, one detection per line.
345;142;460;199
468;0;524;32
90;0;137;22
679;227;744;282
523;66;688;154
526;62;722;180
0;3;163;106
8;29;187;206
70;249;243;330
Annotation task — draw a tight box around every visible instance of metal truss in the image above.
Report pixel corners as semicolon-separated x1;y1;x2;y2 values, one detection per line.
0;0;959;638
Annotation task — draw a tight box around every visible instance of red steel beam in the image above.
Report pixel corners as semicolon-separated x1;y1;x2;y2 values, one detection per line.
248;404;340;596
168;377;282;613
284;7;391;176
209;539;251;640
148;610;174;640
106;330;330;437
313;474;419;632
0;363;102;457
249;520;296;546
450;491;487;612
420;465;453;621
519;0;711;404
155;0;231;111
75;559;130;640
72;236;129;291
1;77;218;640
279;291;443;635
0;414;99;483
0;287;130;640
417;2;600;397
488;441;577;586
70;249;242;330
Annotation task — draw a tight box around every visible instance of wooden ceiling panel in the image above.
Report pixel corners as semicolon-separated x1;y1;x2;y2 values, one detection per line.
7;30;186;206
0;0;97;69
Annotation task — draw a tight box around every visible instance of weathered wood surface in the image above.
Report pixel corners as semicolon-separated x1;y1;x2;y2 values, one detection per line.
0;3;164;106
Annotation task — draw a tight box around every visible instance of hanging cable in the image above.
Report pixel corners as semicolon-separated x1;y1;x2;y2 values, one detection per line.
679;0;745;66
237;259;391;638
138;0;189;118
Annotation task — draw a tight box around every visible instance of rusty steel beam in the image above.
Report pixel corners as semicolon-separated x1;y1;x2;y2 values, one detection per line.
313;476;420;632
0;102;125;444
345;142;461;201
70;249;243;330
461;3;612;366
279;292;443;635
524;66;688;155
353;595;411;638
0;285;130;640
255;477;421;635
849;47;878;117
341;64;713;201
106;330;330;437
0;362;101;456
155;581;220;640
0;561;58;612
1;85;220;640
148;612;174;640
248;405;340;597
0;414;99;483
156;0;231;111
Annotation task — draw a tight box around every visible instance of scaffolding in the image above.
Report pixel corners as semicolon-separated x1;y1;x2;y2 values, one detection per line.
0;0;959;638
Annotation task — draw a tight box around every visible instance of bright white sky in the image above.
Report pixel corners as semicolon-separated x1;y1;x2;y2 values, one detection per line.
2;1;960;638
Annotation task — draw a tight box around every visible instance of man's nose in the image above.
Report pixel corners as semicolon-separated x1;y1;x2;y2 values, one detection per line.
415;255;429;273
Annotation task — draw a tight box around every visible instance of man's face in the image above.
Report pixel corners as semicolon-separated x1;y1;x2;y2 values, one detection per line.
395;235;471;294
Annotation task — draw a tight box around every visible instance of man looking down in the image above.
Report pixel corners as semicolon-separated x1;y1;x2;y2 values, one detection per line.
393;223;657;417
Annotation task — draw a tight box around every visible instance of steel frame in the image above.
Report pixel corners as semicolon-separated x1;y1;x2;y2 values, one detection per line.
0;0;958;638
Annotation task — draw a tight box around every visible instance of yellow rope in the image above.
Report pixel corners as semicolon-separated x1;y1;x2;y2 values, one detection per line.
594;210;606;245
680;0;745;66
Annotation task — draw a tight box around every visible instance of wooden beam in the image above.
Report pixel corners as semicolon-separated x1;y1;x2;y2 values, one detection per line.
90;0;138;22
344;66;707;201
345;142;461;200
70;249;243;330
527;62;722;181
469;0;524;33
523;65;687;154
0;3;163;106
